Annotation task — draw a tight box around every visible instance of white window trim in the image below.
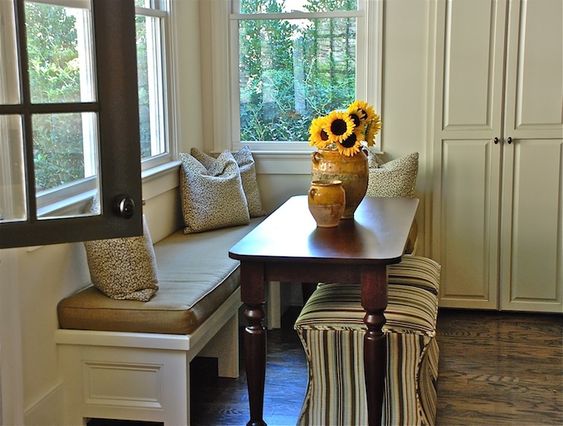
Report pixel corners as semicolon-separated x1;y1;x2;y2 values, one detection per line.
207;0;383;158
136;0;177;171
29;0;91;10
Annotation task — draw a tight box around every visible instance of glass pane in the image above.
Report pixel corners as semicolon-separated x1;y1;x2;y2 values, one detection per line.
239;0;358;14
0;1;21;104
32;112;100;218
135;0;150;7
136;15;166;159
0;115;26;222
25;0;96;103
239;18;356;142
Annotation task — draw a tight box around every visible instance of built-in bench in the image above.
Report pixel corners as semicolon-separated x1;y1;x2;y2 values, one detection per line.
55;218;263;426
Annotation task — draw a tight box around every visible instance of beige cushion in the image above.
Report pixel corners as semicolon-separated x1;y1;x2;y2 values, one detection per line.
191;146;264;217
83;216;159;302
59;219;263;334
367;152;418;198
180;151;250;233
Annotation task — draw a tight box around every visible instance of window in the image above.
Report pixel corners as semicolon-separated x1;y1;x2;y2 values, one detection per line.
135;0;171;169
0;0;142;248
19;0;99;216
227;0;381;150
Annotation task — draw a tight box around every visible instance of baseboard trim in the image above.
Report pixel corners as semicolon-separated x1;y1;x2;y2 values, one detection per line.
25;382;64;426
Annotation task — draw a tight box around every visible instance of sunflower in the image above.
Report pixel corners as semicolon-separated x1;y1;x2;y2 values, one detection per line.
365;113;382;146
347;104;367;128
324;111;354;144
335;128;363;156
308;116;330;148
348;100;377;123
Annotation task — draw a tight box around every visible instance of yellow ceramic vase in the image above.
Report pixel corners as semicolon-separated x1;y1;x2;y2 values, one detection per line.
311;148;369;219
308;180;346;228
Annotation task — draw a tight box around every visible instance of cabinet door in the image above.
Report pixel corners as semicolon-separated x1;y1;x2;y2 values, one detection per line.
432;0;507;308
500;0;563;312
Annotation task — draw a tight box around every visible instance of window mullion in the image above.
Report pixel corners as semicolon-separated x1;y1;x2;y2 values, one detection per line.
14;0;36;222
229;16;240;150
146;15;164;157
28;0;91;9
231;10;362;20
135;6;166;18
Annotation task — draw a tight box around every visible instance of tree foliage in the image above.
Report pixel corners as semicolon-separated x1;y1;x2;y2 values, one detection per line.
26;2;85;191
239;0;356;142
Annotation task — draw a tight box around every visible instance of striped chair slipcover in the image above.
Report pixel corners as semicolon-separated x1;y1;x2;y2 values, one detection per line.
295;256;440;426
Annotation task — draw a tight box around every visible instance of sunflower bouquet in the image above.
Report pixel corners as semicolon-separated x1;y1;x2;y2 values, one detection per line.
308;100;381;156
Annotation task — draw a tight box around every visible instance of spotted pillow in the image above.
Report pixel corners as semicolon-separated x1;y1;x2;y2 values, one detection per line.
191;147;264;217
84;215;159;302
179;151;250;233
365;146;386;169
367;152;418;198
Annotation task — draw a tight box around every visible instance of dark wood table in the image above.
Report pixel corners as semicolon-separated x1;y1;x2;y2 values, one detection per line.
229;195;419;426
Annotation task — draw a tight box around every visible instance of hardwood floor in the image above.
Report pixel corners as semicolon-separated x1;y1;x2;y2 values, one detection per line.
190;308;562;425
435;309;562;425
89;307;562;426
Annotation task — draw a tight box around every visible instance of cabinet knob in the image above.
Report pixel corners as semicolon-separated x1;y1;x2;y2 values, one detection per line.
494;137;499;144
507;137;513;144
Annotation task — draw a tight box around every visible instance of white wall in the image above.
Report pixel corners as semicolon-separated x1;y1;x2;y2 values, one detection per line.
172;0;204;154
0;0;434;423
380;0;433;253
0;249;24;426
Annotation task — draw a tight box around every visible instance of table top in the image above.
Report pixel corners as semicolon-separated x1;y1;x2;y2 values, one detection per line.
229;195;418;265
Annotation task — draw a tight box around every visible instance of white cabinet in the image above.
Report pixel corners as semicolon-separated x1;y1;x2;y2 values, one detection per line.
432;0;563;312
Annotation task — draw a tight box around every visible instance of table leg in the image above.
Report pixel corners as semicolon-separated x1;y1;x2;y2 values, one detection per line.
244;304;267;426
241;263;267;426
361;265;388;426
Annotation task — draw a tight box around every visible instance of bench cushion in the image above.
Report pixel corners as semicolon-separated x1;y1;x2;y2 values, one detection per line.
58;219;263;334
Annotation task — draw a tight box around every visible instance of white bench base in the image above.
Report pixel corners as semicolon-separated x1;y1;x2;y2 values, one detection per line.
55;288;241;426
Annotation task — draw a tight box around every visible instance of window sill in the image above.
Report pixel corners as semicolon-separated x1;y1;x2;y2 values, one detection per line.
33;161;181;226
141;159;181;182
252;151;313;175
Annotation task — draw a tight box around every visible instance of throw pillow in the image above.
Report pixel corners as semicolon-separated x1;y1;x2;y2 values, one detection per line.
179;151;250;233
367;152;419;254
365;146;386;168
191;147;264;217
367;152;418;198
84;215;159;302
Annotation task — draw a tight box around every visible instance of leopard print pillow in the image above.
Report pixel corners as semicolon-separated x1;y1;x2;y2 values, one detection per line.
180;151;250;233
84;215;159;302
191;147;264;217
367;152;418;198
365;146;386;168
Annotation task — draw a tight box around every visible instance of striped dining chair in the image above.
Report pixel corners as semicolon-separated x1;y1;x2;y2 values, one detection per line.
295;256;440;426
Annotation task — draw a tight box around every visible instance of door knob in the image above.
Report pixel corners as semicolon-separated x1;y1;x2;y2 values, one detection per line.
507;137;513;144
494;137;499;144
114;195;135;219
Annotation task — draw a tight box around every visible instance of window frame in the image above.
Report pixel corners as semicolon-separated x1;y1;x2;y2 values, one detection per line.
21;0;99;211
0;0;143;249
135;0;174;171
219;0;383;154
